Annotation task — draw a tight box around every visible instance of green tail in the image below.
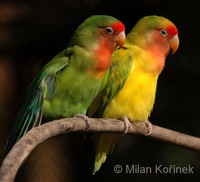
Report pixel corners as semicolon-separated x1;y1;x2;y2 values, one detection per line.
93;134;117;174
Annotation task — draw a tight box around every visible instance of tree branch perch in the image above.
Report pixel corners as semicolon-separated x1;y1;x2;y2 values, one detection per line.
1;117;200;182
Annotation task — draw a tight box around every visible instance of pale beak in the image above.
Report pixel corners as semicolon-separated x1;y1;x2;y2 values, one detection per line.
115;31;126;47
169;34;179;55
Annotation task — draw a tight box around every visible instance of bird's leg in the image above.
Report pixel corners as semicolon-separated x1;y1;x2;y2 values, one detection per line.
74;114;90;129
120;116;131;134
143;120;152;135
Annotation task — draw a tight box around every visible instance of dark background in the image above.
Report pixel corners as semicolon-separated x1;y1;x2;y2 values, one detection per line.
0;0;200;181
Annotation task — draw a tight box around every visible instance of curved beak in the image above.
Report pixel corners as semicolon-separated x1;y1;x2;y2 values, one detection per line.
169;34;179;55
115;31;126;47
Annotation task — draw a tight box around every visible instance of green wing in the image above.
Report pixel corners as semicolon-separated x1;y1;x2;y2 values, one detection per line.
88;45;133;117
5;50;70;153
87;45;134;173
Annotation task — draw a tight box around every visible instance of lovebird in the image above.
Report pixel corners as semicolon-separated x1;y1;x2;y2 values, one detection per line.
5;15;126;153
89;15;179;173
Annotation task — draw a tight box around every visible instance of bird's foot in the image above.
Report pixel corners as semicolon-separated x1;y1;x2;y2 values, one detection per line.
143;120;152;135
120;116;131;134
74;114;90;129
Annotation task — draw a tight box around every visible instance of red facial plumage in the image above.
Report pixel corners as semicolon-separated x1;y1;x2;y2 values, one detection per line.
110;21;125;33
92;20;126;77
166;25;178;36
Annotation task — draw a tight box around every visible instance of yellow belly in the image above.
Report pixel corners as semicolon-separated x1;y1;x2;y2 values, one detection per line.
103;70;158;122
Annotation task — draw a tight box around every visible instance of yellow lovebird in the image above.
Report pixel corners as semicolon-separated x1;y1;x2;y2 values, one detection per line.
89;15;179;174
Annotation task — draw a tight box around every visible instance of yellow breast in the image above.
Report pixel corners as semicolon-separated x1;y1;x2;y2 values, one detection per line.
104;66;159;122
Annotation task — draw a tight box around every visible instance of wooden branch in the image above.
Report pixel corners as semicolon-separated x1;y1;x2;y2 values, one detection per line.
1;117;200;182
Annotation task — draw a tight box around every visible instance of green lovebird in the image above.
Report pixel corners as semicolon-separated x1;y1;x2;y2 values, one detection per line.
5;15;126;153
88;15;179;174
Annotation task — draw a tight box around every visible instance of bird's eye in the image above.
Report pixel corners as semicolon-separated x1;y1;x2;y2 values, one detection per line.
106;27;114;34
160;29;168;37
